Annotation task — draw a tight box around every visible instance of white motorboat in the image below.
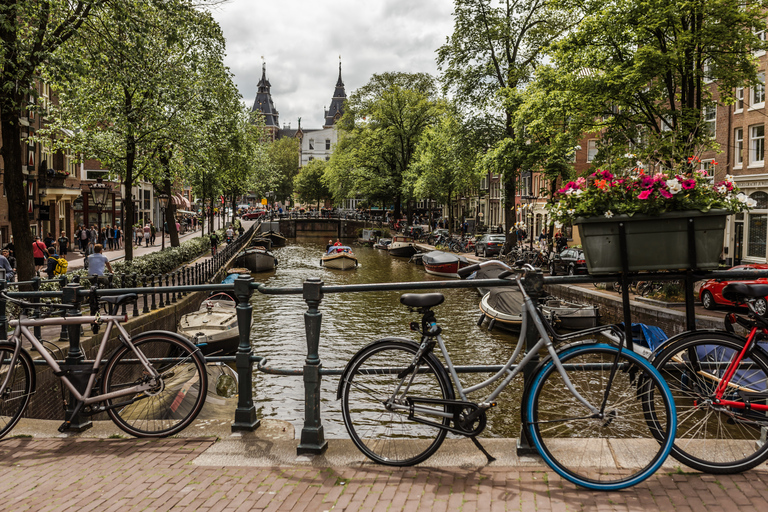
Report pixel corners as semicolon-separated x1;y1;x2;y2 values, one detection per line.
388;235;417;257
178;292;239;356
235;246;277;273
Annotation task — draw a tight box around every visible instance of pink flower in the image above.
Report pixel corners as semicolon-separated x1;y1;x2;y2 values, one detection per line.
638;190;652;200
681;179;695;189
660;189;673;199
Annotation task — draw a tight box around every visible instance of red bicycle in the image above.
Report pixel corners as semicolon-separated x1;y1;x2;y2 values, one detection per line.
650;281;768;474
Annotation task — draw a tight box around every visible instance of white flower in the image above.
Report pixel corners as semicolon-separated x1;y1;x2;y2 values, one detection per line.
748;197;758;208
604;210;614;218
567;209;575;215
725;174;734;183
717;185;727;194
554;221;563;229
573;189;584;196
565;188;575;195
737;192;749;204
665;178;682;195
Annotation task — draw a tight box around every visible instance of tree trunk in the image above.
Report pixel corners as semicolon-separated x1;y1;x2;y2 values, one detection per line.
162;177;179;247
1;113;35;283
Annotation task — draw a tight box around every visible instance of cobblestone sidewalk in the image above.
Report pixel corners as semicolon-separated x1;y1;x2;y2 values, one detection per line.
0;437;766;512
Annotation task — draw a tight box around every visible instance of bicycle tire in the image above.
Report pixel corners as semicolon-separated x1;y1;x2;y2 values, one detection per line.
650;331;768;474
102;334;207;437
0;343;34;439
339;339;454;466
523;343;676;490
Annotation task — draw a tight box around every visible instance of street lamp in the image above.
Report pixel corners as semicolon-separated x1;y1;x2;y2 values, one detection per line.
89;177;111;240
158;192;170;251
521;195;538;251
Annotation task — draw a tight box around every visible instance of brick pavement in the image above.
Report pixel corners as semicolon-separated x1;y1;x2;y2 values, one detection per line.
1;437;767;511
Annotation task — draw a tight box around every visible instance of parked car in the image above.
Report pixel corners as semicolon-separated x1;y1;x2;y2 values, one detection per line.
699;264;768;313
549;248;588;275
241;210;267;220
474;233;506;257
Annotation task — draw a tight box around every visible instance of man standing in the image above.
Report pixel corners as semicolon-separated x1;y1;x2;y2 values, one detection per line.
57;231;69;259
150;222;156;245
143;223;151;246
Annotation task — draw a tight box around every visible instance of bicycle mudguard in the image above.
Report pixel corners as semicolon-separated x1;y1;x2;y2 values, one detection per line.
647;329;749;362
335;337;453;400
130;330;199;351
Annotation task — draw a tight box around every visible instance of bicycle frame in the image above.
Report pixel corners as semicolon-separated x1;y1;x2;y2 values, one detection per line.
389;275;604;421
1;314;161;407
709;325;768;412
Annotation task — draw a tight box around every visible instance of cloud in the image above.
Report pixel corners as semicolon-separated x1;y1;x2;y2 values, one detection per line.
210;0;453;128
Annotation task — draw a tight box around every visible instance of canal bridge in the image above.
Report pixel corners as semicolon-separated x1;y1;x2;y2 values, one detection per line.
261;218;380;238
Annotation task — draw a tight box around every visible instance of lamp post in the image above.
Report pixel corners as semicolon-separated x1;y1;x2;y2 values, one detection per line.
89;178;111;242
157;192;170;251
521;195;538;251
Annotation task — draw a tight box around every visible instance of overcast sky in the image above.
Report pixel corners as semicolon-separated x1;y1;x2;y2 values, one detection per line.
209;0;455;129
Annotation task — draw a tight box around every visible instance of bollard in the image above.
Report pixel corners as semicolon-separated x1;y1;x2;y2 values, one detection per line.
142;275;150;314
165;274;171;305
150;275;157;310
297;277;328;455
58;275;69;342
517;269;546;455
107;274;114;288
0;280;6;341
62;283;91;432
231;274;259;432
31;276;42;340
120;273;128;316
171;272;177;303
158;274;165;308
131;273;139;317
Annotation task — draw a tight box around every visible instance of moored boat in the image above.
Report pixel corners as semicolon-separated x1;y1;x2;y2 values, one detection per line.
178;293;239;356
422;250;470;278
235;246;277;273
478;288;528;332
462;260;511;296
541;298;599;330
409;252;424;265
250;236;272;250
373;238;391;250
262;230;287;247
321;245;358;270
388;235;417;258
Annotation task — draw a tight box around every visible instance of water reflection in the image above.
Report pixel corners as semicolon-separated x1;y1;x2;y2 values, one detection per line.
249;235;523;438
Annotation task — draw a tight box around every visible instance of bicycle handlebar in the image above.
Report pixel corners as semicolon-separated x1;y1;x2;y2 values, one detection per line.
0;292;76;310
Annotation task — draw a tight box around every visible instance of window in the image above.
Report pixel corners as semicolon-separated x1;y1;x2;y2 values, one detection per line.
755;28;766;56
751;124;765;165
701;159;716;178
736;87;745;112
703;105;716;137
752;72;765;107
308;156;314;161
748;213;767;258
308;139;314;150
587;140;598;162
325;156;330;161
325;139;331;150
735;128;744;167
702;58;714;83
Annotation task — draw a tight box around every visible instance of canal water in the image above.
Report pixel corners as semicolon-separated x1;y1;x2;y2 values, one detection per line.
247;235;524;439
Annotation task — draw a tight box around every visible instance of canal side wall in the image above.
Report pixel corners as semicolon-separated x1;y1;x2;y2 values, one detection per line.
278;219;369;239
545;283;722;335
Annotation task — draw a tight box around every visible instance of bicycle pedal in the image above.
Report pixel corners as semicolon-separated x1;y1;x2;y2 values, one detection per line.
57;421;70;433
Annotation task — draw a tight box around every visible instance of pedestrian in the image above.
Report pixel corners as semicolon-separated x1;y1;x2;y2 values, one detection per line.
134;225;141;247
78;225;89;252
106;225;114;250
150;222;156;245
143;223;151;246
32;236;47;272
88;225;98;255
44;232;55;249
0;250;14;282
57;231;69;258
3;235;14;256
210;231;219;256
45;247;59;279
114;226;121;249
86;244;112;284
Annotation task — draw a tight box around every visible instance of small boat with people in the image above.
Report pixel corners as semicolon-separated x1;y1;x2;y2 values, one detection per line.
321;245;358;270
422;250;470;278
388;235;417;258
235;245;277;273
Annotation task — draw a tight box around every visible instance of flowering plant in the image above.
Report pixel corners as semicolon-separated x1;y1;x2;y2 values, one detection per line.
548;162;755;226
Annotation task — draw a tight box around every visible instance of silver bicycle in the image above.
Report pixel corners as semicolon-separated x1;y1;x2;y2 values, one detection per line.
0;292;207;438
338;263;677;490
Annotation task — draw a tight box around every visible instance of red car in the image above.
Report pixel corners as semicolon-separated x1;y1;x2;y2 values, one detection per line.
699;264;768;313
241;210;267;220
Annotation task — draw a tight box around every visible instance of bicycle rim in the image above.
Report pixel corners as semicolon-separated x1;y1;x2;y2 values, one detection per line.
525;343;675;490
651;332;768;473
340;340;452;466
102;336;207;437
0;344;34;439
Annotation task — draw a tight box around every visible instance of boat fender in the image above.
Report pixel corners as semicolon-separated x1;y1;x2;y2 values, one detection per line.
477;314;486;327
487;318;496;331
274;258;278;266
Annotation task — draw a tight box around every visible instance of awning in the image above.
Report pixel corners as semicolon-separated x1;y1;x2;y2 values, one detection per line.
171;193;191;210
177;210;196;214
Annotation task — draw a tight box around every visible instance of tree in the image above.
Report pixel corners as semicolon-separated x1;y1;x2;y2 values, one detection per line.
267;136;300;206
0;0;102;282
437;0;571;247
325;72;439;220
552;0;768;169
293;160;330;209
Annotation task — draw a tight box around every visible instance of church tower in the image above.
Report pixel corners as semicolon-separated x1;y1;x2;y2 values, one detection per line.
252;62;279;138
323;61;346;128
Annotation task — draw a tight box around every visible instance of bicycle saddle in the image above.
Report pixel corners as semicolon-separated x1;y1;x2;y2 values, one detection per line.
722;283;768;302
100;293;138;306
400;293;444;308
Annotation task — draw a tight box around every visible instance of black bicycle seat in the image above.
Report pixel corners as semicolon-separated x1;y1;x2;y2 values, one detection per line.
723;283;768;302
100;293;138;306
400;293;444;308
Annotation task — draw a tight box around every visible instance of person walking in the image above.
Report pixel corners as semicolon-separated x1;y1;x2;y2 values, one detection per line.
150;222;156;245
143;223;151;246
210;232;219;256
32;236;47;273
114;226;121;249
43;232;55;249
57;231;69;259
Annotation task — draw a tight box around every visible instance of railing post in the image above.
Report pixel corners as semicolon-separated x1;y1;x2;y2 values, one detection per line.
165;274;171;305
232;275;259;432
131;273;139;317
31;276;41;340
297;277;328;455
62;283;91;432
150;275;157;310
58;275;69;342
158;274;165;308
0;280;6;341
517;269;545;455
171;272;177;303
120;273;128;316
142;275;150;314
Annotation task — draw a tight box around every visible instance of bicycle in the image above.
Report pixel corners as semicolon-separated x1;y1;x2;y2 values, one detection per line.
649;282;768;474
0;292;208;438
337;262;677;490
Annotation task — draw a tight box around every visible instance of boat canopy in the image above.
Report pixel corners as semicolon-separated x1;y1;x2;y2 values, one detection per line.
486;287;525;317
326;246;353;254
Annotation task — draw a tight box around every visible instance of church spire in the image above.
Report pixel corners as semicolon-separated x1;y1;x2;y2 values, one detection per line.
252;59;279;128
324;57;346;128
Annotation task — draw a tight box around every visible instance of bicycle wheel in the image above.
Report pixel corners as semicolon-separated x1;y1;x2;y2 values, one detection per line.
102;334;207;437
523;343;675;490
0;343;34;439
339;339;454;466
650;331;768;473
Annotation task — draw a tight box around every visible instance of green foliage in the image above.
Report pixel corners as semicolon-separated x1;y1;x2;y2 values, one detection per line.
267;136;301;204
294;160;331;207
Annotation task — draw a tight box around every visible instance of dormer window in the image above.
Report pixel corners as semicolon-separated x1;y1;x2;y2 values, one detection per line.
309;139;314;150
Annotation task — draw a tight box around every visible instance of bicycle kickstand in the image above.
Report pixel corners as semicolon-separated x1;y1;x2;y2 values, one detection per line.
470;436;496;464
58;400;85;433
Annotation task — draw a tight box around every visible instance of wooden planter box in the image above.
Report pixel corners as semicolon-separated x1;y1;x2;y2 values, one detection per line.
575;210;728;274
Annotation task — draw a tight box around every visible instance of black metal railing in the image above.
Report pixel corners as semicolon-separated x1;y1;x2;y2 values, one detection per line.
2;265;766;454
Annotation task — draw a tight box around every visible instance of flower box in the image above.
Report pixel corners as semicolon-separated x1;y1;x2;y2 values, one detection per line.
576;209;728;274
